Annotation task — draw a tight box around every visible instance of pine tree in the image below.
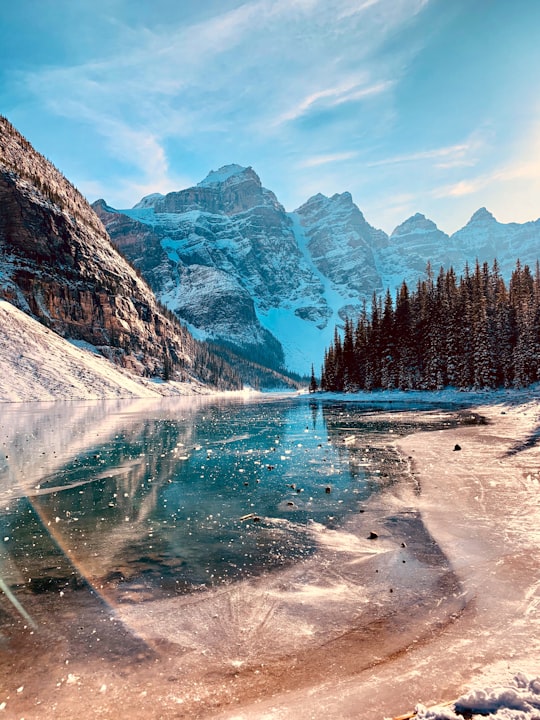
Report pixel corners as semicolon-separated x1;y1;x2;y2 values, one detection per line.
342;317;356;390
309;364;318;393
320;258;540;393
353;301;369;389
380;289;395;388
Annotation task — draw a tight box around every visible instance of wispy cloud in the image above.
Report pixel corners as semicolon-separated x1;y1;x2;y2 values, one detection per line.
274;80;393;126
432;124;540;205
13;0;436;206
433;161;540;200
337;0;429;21
434;179;483;198
367;142;474;168
299;151;358;168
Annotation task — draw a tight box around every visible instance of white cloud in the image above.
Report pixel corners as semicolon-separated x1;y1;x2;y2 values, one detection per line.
368;142;474;168
274;80;393;126
298;151;358;168
433;178;483;198
15;0;436;208
433;138;540;202
426;118;540;227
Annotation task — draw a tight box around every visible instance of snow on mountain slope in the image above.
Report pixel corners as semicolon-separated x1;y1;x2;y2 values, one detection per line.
197;163;253;187
294;192;384;299
0;301;207;402
95;166;335;374
376;212;453;288
450;207;540;275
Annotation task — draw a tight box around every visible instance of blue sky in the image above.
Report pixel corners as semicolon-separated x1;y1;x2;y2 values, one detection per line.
2;0;540;233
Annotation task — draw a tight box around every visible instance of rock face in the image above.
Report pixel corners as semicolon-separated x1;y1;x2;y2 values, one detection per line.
450;207;540;271
95;164;540;377
94;165;333;373
294;191;384;297
378;212;453;284
0;116;240;389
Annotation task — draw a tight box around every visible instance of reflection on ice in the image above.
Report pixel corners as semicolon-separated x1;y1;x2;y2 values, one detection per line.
0;394;477;719
2;395;432;602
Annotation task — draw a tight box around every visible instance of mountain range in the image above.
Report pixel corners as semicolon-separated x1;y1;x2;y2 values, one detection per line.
94;164;540;377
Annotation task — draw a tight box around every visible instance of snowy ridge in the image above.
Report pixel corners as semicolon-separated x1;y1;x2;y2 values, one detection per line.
197;163;251;187
132;192;165;209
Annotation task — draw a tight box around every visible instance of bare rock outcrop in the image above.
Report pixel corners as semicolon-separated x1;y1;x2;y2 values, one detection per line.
0;116;240;388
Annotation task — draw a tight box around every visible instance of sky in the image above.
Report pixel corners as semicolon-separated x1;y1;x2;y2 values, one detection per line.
1;0;540;234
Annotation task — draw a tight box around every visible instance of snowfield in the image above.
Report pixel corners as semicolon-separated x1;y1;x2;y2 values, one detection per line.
0;300;211;401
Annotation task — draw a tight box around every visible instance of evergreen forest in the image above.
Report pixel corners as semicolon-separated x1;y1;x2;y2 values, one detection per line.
319;260;540;392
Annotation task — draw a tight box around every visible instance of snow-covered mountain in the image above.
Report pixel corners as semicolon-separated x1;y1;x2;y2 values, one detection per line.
95;165;540;377
94;164;334;373
0;300;214;401
0;117;241;393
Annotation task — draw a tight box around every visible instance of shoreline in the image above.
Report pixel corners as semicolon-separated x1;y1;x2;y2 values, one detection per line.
212;394;540;719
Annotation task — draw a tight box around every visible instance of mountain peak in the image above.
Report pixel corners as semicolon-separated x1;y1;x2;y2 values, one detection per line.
93;198;118;214
133;192;165;209
297;191;354;213
197;164;259;188
391;213;442;237
330;191;353;204
469;207;496;224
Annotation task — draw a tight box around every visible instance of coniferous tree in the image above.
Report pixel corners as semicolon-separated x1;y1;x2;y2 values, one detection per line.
342;317;356;390
394;282;414;388
320;259;540;393
309;364;319;393
380;289;395;388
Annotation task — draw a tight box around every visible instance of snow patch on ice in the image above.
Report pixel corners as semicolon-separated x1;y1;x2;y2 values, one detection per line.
413;674;540;719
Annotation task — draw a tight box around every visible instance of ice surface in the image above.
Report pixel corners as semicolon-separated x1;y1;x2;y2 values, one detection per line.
1;391;540;719
210;391;540;720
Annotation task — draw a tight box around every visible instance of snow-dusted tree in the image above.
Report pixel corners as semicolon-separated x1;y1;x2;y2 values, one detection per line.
320;258;540;393
380;289;395;389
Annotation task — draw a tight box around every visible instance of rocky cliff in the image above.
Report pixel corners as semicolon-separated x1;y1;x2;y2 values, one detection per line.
0;117;240;389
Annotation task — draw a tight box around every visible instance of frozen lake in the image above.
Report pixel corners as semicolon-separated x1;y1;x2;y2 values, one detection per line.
0;394;481;718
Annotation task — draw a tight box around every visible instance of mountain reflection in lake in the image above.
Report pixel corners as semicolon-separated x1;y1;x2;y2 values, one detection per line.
0;397;380;600
0;394;479;719
0;395;467;609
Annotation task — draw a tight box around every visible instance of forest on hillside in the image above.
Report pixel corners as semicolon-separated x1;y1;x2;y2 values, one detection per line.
319;260;540;392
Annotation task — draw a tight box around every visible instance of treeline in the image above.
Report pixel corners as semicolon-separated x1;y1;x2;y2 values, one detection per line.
321;260;540;392
207;341;303;391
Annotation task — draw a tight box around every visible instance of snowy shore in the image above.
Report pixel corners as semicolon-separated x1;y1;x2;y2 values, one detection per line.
390;396;540;720
213;391;540;720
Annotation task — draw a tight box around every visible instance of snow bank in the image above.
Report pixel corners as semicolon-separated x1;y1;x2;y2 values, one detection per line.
414;674;540;719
